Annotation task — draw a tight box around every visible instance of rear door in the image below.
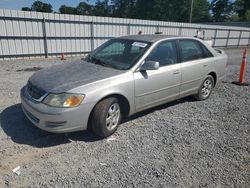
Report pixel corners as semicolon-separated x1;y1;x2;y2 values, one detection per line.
134;40;181;112
178;39;213;97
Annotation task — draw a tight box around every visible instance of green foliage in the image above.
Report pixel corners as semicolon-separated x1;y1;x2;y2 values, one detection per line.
21;0;249;23
31;1;53;13
22;7;32;11
111;0;136;18
134;0;191;22
93;0;111;16
76;2;93;15
210;0;233;22
131;0;153;19
59;5;77;15
245;10;250;21
234;0;250;21
192;0;211;22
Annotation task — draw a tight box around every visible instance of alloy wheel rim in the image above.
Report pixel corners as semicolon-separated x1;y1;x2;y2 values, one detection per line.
106;103;120;131
201;79;212;98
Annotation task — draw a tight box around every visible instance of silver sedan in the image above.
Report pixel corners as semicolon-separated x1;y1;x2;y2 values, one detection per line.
21;35;227;137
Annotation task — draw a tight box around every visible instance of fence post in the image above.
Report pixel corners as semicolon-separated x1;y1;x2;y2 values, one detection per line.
127;23;130;35
248;31;250;47
42;18;48;58
178;27;182;36
212;29;217;48
237;31;242;48
156;24;160;33
225;30;231;48
90;21;94;51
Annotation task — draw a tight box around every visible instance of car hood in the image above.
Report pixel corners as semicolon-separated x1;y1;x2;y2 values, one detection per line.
28;60;125;93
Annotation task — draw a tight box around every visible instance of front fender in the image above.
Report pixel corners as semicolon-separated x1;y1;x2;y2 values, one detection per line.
69;71;135;116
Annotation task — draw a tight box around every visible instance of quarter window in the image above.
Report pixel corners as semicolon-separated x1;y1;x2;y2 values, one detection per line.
145;41;177;67
200;43;213;58
179;40;203;62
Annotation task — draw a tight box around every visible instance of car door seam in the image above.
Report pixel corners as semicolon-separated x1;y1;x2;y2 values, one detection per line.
181;77;203;85
135;83;180;97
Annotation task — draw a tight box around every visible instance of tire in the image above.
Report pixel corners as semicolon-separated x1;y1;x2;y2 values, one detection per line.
91;97;122;138
194;75;214;101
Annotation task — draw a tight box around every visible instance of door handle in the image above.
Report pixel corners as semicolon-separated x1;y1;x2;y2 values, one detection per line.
173;70;180;74
203;64;208;67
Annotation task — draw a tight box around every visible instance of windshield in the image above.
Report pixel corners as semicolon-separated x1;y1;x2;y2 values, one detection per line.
86;39;151;70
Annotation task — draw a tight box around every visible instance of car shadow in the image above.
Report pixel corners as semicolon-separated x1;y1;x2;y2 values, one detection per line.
0;96;195;148
0;104;100;148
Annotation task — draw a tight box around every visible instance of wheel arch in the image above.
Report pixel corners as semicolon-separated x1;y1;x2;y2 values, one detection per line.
208;71;217;86
87;93;131;129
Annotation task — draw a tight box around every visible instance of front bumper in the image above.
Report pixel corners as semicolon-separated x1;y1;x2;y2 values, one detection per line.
20;86;93;133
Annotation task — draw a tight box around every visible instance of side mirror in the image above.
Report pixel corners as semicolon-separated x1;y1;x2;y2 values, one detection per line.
140;61;159;71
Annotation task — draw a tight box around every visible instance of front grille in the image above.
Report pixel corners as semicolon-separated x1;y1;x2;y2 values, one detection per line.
27;81;46;100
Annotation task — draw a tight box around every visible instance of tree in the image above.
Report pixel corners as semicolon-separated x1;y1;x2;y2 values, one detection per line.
234;0;250;21
245;10;250;21
20;0;213;23
111;0;136;18
93;0;111;16
21;1;53;13
170;0;190;22
31;1;53;13
59;5;77;14
76;2;93;15
210;0;233;22
192;0;211;22
22;7;32;11
134;0;192;22
134;0;155;19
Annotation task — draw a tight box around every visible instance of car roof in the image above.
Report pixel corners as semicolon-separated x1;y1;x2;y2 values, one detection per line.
118;34;187;43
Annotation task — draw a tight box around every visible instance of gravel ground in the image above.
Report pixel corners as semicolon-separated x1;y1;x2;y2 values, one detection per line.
0;48;249;187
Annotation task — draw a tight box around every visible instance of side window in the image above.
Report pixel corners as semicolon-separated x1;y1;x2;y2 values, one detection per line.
179;40;203;62
145;41;177;67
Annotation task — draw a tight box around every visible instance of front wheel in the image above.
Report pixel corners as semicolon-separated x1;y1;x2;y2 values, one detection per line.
91;97;122;138
194;75;214;101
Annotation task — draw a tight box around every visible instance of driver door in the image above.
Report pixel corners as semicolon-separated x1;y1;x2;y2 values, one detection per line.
134;40;181;112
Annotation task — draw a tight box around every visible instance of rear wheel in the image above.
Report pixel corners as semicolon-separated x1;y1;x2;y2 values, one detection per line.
91;97;122;138
194;75;214;101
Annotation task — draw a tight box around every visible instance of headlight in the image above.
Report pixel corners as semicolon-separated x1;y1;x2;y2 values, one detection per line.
43;93;85;108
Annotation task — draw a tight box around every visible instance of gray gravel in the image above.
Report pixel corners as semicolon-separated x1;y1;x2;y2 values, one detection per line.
0;49;249;187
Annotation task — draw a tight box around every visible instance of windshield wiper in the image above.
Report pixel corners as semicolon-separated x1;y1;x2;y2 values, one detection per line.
92;57;106;66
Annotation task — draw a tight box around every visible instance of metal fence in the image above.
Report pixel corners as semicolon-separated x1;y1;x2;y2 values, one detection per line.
0;9;250;60
201;22;250;28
